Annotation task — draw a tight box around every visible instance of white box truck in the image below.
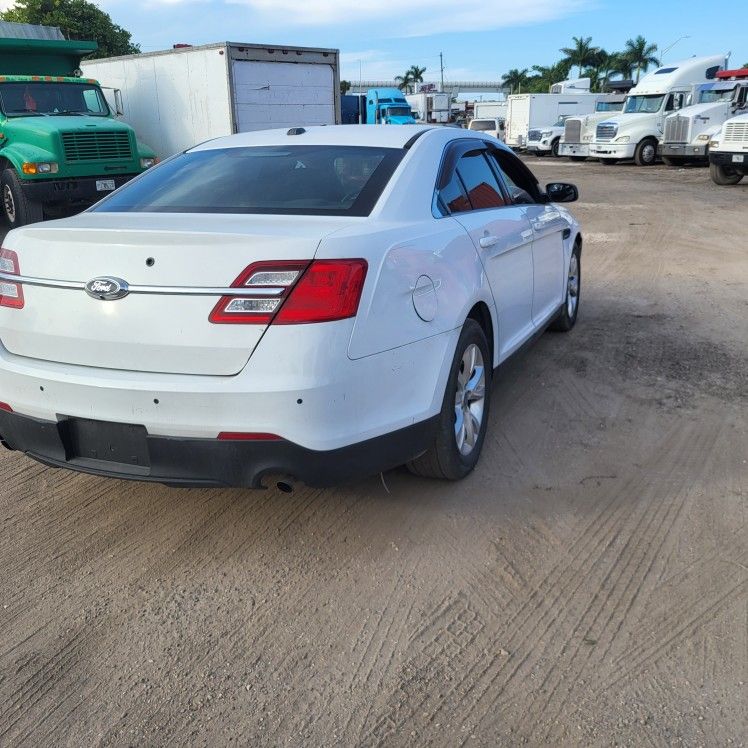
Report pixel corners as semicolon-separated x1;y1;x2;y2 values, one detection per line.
590;55;727;166
406;92;450;123
82;42;341;159
505;93;606;150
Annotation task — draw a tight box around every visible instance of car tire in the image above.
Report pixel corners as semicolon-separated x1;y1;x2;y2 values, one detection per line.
549;242;581;332
551;138;561;157
570;156;587;162
634;137;658;166
1;168;44;228
407;319;491;481
709;162;744;185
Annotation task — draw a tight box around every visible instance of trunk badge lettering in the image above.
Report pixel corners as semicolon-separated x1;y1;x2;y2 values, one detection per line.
85;277;129;300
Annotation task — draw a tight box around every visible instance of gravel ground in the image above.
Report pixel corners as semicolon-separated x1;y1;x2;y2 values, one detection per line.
0;159;746;747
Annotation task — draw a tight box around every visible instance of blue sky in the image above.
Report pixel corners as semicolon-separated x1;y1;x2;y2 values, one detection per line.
8;0;746;83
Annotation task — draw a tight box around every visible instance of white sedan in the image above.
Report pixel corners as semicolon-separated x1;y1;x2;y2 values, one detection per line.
0;125;582;489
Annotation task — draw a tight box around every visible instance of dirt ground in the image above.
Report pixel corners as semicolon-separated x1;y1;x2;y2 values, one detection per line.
0;160;746;747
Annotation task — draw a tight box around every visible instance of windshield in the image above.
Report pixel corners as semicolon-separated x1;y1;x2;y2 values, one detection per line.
385;106;412;117
624;95;665;114
553;116;569;127
93;145;405;216
699;87;735;104
0;82;109;117
470;119;497;131
596;101;624;112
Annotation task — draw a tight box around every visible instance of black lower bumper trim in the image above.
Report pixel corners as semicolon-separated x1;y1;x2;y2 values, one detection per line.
20;174;139;204
709;151;748;170
0;410;439;488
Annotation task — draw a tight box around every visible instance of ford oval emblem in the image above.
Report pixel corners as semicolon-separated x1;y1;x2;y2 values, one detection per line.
84;276;129;300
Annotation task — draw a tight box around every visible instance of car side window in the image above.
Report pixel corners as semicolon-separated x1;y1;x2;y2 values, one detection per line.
454;152;507;210
439;169;471;214
488;150;538;205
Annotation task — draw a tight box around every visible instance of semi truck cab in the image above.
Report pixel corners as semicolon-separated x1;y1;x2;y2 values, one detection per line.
708;111;748;185
0;28;156;227
366;88;416;125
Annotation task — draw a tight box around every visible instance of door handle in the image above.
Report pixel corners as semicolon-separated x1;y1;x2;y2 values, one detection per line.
479;235;499;248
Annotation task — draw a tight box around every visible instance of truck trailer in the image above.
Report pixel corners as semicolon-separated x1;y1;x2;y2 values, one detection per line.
82;42;341;159
0;21;156;227
406;92;450;123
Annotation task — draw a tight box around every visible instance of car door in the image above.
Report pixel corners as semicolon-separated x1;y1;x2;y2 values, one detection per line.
435;143;534;359
489;148;567;326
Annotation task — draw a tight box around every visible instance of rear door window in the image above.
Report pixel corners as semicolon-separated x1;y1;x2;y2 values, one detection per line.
455;152;507;210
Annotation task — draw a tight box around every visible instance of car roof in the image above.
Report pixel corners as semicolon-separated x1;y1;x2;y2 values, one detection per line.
190;124;443;152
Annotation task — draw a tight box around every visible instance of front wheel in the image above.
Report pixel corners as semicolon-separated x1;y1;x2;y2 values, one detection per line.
407;319;491;480
549;243;581;332
634;138;658;166
551;139;561;157
709;162;744;186
1;168;44;228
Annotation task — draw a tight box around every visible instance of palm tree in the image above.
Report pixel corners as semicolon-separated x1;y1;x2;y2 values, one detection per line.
501;68;529;95
624;36;660;83
394;71;413;93
610;52;635;80
560;36;599;79
406;65;427;93
340;80;351;96
583;49;614;92
529;60;572;92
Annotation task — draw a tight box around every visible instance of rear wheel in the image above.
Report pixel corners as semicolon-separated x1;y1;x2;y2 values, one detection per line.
549;243;581;332
407;319;491;480
709;162;744;185
634;137;658;166
1;168;44;228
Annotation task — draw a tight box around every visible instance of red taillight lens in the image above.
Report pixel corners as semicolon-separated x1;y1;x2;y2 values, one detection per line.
209;259;367;326
0;248;24;309
275;259;367;325
0;401;13;412
209;260;309;324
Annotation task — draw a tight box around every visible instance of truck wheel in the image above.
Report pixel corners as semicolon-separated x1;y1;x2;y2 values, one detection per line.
406;319;491;481
634;138;658;166
570;156;587;162
2;169;44;228
709;162;744;186
551;138;561;157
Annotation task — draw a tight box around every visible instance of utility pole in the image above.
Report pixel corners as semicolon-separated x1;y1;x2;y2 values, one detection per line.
439;52;444;93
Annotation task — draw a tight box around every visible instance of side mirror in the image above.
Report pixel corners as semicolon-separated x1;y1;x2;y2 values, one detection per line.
114;89;124;117
545;182;578;203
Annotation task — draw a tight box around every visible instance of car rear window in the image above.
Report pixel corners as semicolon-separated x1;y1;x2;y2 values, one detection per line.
93;145;405;216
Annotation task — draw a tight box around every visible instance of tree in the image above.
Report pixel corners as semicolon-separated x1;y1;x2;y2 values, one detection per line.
406;65;426;92
501;68;529;94
560;36;599;79
340;80;351;95
583;49;616;92
624;35;659;83
527;60;572;92
2;0;139;58
609;52;635;80
394;71;412;93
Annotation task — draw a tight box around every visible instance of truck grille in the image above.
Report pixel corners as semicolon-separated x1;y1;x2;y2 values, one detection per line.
724;121;748;144
596;123;617;141
564;119;581;143
664;114;688;144
527;129;542;142
61;131;133;162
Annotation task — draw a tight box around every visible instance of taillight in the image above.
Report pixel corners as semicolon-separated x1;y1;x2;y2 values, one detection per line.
210;259;367;325
0;249;24;309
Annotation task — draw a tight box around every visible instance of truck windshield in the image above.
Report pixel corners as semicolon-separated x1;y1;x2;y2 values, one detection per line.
623;95;666;114
699;87;735;104
0;82;109;117
596;101;624;112
469;119;497;131
93;145;405;216
385;107;412;117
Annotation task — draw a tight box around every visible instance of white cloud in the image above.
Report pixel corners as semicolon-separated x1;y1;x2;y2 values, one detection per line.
228;0;592;36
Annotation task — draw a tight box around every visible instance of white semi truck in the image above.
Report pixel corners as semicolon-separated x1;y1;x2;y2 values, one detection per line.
708;111;748;185
505;91;604;150
659;69;748;165
558;96;627;160
590;55;727;166
82;42;341;159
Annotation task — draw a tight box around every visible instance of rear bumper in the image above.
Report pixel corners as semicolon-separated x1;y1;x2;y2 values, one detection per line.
20;174;139;204
0;408;438;488
659;143;708;159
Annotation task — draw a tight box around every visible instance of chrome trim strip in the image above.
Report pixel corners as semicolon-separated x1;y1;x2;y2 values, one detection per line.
0;272;285;297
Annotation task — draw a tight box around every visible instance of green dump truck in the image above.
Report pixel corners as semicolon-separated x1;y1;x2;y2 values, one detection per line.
0;23;156;227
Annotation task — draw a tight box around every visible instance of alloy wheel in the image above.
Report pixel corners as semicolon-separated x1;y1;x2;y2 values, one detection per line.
454;343;486;456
